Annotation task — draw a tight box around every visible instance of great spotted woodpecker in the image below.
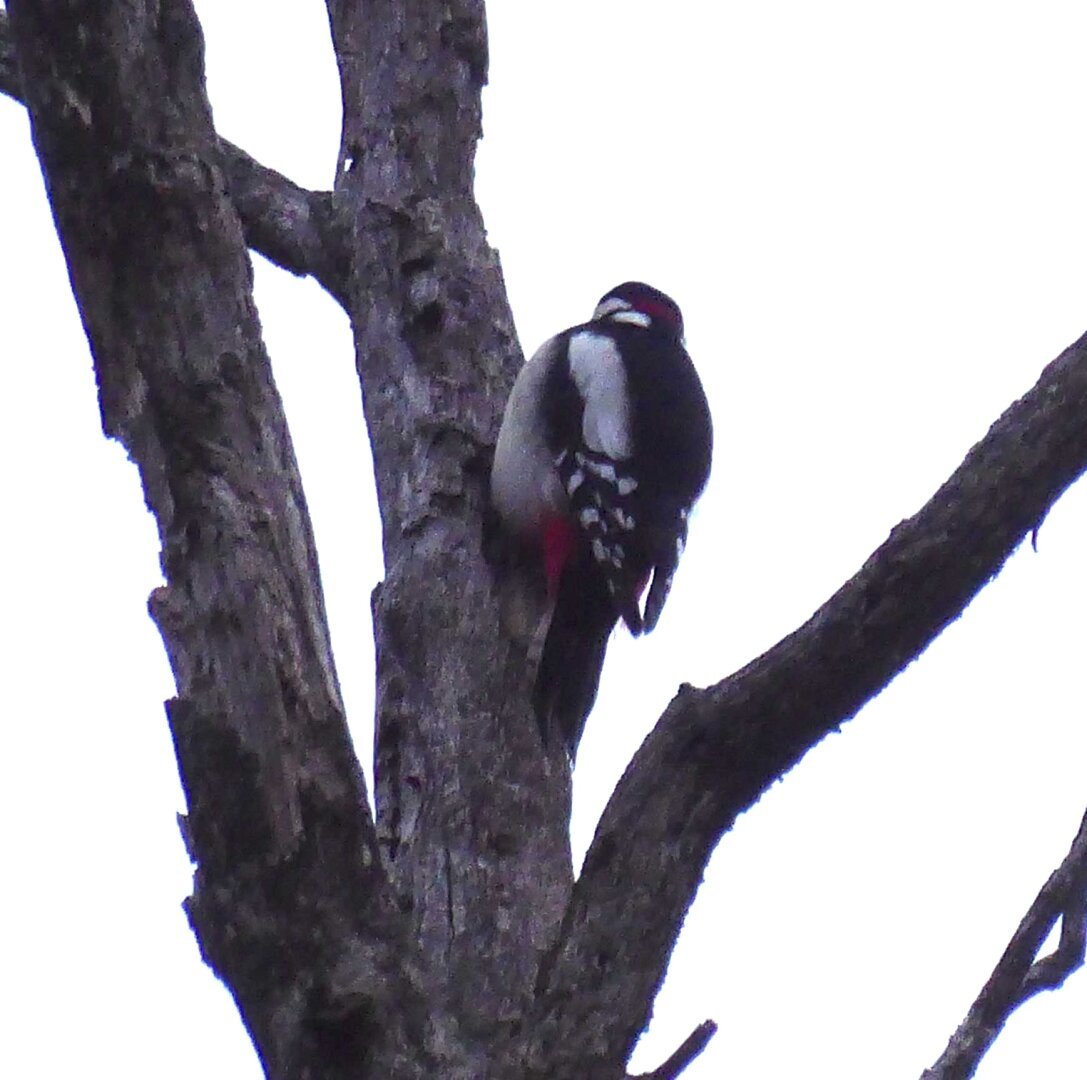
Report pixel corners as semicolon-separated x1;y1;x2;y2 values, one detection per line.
491;282;712;757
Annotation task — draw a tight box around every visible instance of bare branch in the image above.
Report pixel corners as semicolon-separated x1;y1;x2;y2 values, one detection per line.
1023;884;1086;996
631;1020;719;1080
6;2;429;1075
0;9;350;303
219;138;350;305
525;331;1087;1075
921;809;1087;1080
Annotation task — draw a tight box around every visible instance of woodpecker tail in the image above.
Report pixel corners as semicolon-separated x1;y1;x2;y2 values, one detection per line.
533;552;618;759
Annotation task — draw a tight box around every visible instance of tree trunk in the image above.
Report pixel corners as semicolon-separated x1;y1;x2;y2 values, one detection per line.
4;3;1086;1078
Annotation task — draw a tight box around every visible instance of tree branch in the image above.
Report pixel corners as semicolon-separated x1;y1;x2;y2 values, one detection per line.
631;1020;719;1080
219;138;351;306
921;808;1087;1080
6;2;428;1075
0;9;350;303
526;331;1087;1075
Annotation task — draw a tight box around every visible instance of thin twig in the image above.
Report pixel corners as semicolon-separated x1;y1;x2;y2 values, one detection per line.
922;809;1087;1080
633;1020;719;1080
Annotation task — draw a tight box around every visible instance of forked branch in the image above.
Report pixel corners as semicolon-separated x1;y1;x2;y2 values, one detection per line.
922;808;1087;1080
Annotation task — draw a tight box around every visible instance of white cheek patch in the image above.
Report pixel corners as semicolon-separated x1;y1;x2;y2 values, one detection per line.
568;331;633;461
591;296;652;328
592;296;631;320
608;310;652;328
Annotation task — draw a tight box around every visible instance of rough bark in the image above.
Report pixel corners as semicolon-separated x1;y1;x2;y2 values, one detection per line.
324;0;574;1059
3;2;1086;1078
6;4;432;1077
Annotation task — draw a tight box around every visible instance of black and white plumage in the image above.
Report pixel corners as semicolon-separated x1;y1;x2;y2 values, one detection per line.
491;282;713;757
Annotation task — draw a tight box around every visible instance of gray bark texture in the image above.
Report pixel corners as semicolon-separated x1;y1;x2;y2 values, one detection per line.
2;3;1085;1079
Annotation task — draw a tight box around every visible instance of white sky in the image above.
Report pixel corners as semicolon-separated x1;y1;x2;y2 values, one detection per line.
2;2;1086;1077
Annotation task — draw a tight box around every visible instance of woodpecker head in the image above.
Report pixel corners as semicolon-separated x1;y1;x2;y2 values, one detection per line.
591;281;684;340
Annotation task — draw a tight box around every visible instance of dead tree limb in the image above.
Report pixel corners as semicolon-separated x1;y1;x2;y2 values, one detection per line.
632;1020;719;1080
922;808;1087;1080
6;3;434;1075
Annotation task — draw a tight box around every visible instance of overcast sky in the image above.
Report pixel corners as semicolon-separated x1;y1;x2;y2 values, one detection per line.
2;2;1086;1077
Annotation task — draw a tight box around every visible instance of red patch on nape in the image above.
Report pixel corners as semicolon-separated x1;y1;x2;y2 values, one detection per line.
637;295;681;331
618;283;683;336
543;516;578;597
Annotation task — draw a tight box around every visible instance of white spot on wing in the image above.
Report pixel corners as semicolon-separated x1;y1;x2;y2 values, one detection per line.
565;470;585;495
568;331;632;460
584;457;618;483
617;476;638;496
